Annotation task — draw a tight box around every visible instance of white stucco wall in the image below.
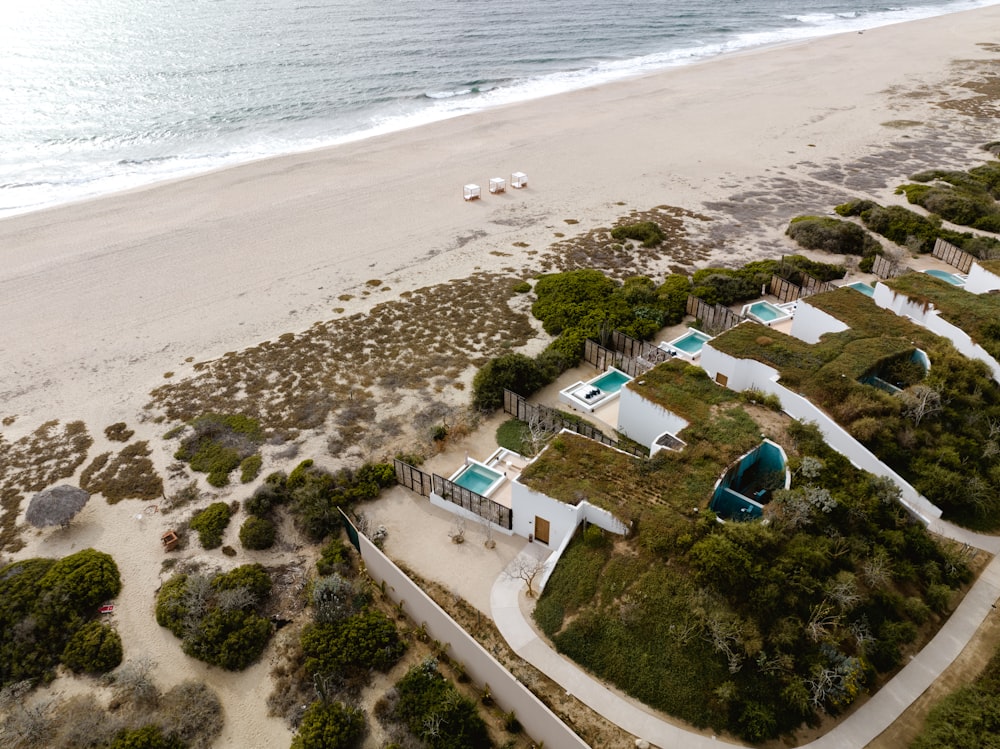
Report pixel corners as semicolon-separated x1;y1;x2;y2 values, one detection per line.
873;283;1000;382
965;262;1000;295
700;343;942;525
790;299;850;343
617;385;689;448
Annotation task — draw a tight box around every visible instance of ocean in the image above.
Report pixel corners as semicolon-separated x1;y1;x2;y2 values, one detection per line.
2;0;998;219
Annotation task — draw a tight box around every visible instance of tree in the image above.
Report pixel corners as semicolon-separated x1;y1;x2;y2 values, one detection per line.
504;555;549;598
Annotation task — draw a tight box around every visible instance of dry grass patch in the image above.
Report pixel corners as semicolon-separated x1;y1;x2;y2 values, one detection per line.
0;420;93;553
80;441;163;504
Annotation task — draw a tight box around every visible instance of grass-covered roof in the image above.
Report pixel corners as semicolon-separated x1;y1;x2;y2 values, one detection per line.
885;272;1000;360
519;362;767;521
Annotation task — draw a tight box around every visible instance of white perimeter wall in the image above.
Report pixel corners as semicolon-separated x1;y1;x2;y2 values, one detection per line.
617;385;689;448
352;526;591;749
872;283;1000;382
790;299;850;343
700;344;943;525
965;262;1000;294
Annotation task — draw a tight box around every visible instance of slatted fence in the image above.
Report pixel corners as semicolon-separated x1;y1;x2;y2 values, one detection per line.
932;238;975;273
685;295;742;334
431;474;513;529
394;459;433;497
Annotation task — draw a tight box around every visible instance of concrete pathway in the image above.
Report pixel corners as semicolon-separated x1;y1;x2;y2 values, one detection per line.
491;523;1000;749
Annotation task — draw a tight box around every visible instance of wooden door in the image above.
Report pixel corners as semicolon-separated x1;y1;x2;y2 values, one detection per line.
534;516;550;545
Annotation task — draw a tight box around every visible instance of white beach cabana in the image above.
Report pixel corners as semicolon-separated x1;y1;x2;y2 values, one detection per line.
489;177;506;194
511;171;527;188
463;183;481;201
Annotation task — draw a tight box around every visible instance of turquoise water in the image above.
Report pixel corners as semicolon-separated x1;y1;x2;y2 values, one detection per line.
454;463;501;495
748;301;786;322
846;281;876;297
672;330;711;354
925;269;965;286
3;0;997;217
592;369;632;393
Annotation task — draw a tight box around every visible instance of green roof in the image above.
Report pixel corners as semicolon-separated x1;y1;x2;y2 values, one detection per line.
885;272;1000;360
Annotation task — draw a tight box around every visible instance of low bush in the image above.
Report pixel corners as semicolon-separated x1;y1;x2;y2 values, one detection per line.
316;537;351;576
61;620;123;674
302;609;406;676
108;725;184;749
611;220;665;247
239;516;276;550
787;215;882;257
240;455;262;483
173;413;264;487
154;565;274;671
391;658;491;749
472;353;549;411
189;502;232;549
291;701;366;749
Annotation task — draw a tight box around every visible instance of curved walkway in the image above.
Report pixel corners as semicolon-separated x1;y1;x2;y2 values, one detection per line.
491;523;1000;749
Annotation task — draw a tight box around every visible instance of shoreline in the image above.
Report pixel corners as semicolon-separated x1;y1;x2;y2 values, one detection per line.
2;4;1000;433
4;2;998;224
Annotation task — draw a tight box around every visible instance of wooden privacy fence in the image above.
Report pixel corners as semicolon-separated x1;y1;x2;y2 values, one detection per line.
432;474;513;529
502;389;649;458
394;459;432;497
769;273;836;303
608;330;671;365
583;339;659;377
871;254;910;280
932;238;974;273
685;295;742;334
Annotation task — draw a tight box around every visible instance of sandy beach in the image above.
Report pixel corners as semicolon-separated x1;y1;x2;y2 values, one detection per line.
1;6;997;431
3;5;1000;748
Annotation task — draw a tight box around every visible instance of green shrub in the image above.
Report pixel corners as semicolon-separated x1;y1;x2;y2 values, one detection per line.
302;610;406;676
392;659;491;749
190;502;232;549
245;473;290;516
239;516;276;550
155;574;190;638
316;537;351;576
611;220;665;247
291;701;366;749
182;607;272;670
61;620;123;674
240;454;262;483
787;215;882;257
472;353;548;411
512;281;531;293
212;563;272;600
174;413;263;487
108;725;184;749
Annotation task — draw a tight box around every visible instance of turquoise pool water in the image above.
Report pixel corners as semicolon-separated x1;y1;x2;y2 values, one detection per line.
846;281;875;297
925;269;965;286
454;463;501;495
591;368;632;393
748;301;785;322
671;330;711;354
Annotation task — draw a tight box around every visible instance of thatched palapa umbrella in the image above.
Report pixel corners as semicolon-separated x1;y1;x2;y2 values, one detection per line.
25;485;91;528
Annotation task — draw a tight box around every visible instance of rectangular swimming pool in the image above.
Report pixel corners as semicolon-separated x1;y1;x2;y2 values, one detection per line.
453;463;503;495
591;368;632;393
747;300;786;322
670;329;711;354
